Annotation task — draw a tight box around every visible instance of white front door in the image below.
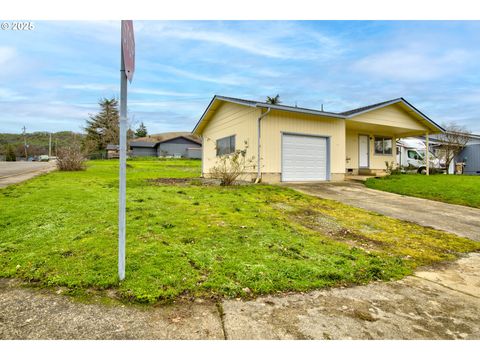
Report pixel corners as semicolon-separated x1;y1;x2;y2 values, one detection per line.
359;135;369;168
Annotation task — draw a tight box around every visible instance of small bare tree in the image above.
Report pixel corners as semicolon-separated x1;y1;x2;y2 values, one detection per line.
57;143;87;171
436;123;471;174
208;140;256;185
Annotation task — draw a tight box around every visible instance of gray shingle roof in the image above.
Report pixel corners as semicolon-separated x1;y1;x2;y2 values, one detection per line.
338;98;402;116
130;132;202;147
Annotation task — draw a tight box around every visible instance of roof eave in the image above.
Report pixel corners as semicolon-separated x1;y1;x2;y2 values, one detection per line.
345;98;445;134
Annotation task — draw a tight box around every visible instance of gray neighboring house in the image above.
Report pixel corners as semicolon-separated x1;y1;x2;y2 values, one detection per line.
417;132;480;175
456;133;480;175
129;132;202;159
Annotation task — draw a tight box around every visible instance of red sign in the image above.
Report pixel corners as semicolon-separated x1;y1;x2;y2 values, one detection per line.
121;20;135;82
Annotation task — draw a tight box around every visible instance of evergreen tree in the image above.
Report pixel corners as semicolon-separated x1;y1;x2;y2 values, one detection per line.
84;98;120;152
135;122;148;138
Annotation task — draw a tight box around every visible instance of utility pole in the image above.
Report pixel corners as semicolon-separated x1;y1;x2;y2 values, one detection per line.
49;132;52;158
22;126;28;159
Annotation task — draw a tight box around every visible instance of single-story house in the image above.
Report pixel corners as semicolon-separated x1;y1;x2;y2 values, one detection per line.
129;132;202;158
193;95;444;182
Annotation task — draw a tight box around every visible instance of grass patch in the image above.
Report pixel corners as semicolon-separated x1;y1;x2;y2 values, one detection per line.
365;174;480;208
1;159;478;304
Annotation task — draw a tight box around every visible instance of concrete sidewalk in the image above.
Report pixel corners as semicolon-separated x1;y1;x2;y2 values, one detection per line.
1;253;479;340
286;182;480;241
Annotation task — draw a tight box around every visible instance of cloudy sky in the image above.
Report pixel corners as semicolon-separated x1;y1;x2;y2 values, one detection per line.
1;20;480;134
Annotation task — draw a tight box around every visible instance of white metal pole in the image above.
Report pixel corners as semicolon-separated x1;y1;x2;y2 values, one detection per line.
425;132;429;176
118;26;128;281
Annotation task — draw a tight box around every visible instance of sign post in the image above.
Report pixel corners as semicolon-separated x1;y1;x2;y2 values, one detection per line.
119;20;135;281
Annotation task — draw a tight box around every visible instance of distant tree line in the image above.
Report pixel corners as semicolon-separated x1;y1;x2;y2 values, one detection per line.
0;131;83;159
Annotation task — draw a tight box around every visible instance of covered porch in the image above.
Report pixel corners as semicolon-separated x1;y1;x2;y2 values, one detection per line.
345;120;433;176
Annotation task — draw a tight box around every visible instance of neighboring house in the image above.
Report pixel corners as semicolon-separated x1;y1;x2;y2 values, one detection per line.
129;132;202;158
193;95;444;182
418;132;480;175
106;144;120;159
457;133;480;175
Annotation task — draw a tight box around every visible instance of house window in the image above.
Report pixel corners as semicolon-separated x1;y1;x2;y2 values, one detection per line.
216;135;236;156
374;136;393;155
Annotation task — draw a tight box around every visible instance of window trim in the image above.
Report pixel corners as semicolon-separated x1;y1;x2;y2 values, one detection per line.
373;136;393;156
216;135;236;156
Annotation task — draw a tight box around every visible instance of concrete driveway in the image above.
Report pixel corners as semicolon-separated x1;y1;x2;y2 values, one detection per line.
0;161;56;188
287;181;480;242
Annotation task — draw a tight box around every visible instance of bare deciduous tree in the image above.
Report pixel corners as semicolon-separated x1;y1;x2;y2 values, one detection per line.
436;123;471;174
57;142;86;171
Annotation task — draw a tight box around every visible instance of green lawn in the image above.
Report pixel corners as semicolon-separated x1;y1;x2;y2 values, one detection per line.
1;159;478;304
366;174;480;208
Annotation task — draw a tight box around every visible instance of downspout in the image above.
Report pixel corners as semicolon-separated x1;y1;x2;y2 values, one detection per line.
257;107;271;182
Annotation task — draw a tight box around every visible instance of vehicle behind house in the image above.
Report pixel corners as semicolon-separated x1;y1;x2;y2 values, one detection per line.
397;138;444;174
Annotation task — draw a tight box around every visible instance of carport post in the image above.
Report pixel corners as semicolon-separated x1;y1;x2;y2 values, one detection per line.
425;132;429;176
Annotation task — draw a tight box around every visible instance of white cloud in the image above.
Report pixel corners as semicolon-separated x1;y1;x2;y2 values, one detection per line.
63;83;201;97
153;64;249;86
0;47;16;66
0;87;27;101
353;48;472;81
145;23;293;59
141;21;343;61
63;83;115;91
130;88;198;97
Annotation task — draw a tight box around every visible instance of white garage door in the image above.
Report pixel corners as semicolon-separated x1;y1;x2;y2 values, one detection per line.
282;134;328;181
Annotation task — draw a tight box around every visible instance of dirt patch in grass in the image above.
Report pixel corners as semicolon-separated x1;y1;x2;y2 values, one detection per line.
290;208;386;252
147;178;193;185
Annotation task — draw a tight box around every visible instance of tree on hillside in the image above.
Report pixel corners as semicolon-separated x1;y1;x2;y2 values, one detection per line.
266;94;281;105
135;122;148;138
84;98;120;153
5;144;16;161
436;122;471;174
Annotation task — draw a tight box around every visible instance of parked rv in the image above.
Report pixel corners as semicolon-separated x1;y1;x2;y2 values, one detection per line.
396;138;445;174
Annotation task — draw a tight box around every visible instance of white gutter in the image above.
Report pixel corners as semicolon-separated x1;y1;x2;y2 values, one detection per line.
257;107;271;180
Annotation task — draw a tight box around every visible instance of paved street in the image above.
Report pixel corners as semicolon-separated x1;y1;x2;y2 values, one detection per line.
0;161;56;188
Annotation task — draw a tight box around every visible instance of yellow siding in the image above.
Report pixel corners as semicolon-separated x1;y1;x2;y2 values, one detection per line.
261;110;346;175
349;104;427;131
346;129;397;172
201;102;260;175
